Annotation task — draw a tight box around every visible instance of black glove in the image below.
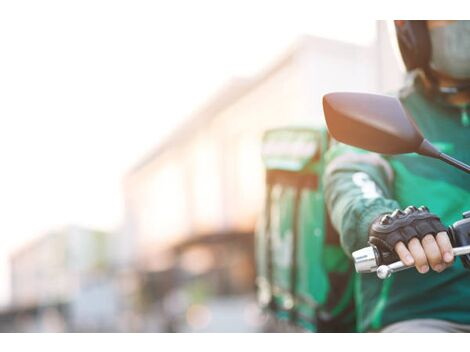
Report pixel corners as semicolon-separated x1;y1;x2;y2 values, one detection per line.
368;206;447;253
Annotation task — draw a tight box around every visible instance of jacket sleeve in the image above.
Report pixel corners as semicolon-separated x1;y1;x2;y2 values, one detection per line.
323;143;401;257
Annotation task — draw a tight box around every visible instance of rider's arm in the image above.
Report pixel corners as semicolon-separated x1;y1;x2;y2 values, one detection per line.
323;143;454;272
323;143;400;256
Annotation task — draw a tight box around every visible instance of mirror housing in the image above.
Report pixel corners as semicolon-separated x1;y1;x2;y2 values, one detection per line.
322;92;470;174
323;92;427;155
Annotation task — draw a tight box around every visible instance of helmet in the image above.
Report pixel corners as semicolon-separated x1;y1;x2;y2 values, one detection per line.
394;20;470;96
394;20;431;73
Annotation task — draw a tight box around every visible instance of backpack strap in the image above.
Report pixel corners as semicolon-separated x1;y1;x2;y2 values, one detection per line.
264;180;276;311
288;185;301;322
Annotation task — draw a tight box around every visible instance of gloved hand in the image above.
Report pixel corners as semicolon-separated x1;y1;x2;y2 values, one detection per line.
369;206;446;251
369;206;454;274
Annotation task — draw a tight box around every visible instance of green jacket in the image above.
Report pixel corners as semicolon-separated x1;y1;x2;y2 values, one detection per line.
323;79;470;332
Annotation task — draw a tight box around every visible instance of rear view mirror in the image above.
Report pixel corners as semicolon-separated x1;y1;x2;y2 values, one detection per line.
323;92;424;155
322;92;470;174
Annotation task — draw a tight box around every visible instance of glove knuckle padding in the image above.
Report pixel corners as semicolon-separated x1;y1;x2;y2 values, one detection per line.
402;225;418;238
416;222;434;235
368;206;447;253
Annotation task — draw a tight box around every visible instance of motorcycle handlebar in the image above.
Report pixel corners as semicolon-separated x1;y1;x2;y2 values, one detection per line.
352;211;470;279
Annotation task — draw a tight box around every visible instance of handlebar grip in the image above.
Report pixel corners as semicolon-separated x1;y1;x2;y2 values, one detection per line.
353;212;470;274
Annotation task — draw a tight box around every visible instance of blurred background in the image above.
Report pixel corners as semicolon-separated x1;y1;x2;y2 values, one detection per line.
0;2;404;332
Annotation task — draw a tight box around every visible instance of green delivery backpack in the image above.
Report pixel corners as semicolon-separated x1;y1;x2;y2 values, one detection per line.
255;127;356;332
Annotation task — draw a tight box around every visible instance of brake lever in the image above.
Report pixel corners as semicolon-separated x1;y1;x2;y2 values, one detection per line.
374;244;470;279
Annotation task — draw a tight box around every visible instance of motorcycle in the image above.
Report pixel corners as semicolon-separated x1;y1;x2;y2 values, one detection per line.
322;92;470;278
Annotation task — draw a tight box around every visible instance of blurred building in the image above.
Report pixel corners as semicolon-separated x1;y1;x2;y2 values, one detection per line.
125;25;402;256
122;26;403;332
2;226;115;332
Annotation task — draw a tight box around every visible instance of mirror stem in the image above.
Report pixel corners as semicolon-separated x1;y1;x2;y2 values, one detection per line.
418;139;470;174
438;153;470;174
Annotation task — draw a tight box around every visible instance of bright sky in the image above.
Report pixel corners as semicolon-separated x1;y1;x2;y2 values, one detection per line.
0;1;378;306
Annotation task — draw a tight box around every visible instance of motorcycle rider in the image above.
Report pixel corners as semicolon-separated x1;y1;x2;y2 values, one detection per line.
324;20;470;332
